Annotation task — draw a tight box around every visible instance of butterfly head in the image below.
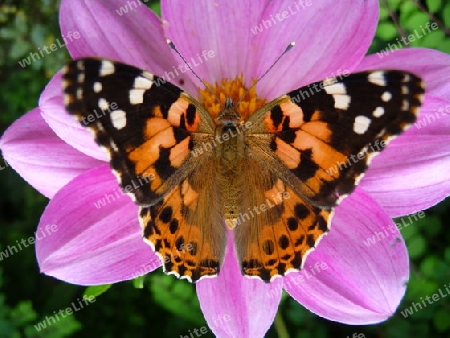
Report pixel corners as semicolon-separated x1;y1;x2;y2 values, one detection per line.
216;97;241;125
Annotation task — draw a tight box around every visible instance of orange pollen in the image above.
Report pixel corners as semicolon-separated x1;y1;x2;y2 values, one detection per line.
198;75;267;121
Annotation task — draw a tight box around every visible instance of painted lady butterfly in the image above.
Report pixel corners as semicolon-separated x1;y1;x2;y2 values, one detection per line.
62;56;424;282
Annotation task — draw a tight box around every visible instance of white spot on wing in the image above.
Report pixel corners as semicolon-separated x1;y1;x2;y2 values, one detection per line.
134;76;153;90
324;82;347;95
110;140;119;151
110;109;127;130
100;60;115;76
368;71;386;86
373;107;385;118
324;83;350;109
354;115;371;135
381;91;392;102
333;95;351;110
94;82;102;93
98;98;109;110
402;99;410;111
130;89;145;105
77;73;85;83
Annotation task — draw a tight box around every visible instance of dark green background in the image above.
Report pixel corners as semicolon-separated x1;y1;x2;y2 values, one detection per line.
0;0;449;337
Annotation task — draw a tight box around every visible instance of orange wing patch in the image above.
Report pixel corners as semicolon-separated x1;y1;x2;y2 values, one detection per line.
167;97;201;132
140;163;227;282
235;168;332;282
264;97;305;133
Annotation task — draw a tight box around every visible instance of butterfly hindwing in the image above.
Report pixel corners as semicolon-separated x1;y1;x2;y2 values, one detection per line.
234;157;331;281
140;157;227;282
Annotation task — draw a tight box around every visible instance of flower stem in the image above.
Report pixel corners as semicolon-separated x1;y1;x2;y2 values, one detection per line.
274;311;290;338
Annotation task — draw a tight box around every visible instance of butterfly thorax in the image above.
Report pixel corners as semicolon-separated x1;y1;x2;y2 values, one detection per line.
215;99;246;226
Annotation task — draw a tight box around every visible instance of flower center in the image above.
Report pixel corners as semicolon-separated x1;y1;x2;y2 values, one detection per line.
198;75;267;121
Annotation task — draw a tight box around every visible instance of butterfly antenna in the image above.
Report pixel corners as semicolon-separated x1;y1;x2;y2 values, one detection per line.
236;41;295;107
167;39;221;104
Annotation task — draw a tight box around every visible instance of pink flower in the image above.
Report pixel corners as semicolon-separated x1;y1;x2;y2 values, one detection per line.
1;1;450;336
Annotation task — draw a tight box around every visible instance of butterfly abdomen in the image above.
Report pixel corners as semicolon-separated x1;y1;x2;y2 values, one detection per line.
214;120;246;226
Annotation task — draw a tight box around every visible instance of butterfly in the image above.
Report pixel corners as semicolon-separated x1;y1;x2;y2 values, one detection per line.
62;57;424;283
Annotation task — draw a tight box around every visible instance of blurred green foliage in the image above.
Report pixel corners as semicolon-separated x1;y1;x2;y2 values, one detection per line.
0;1;449;337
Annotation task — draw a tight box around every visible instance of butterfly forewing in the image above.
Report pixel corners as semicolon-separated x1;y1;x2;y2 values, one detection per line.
247;70;424;207
63;58;215;206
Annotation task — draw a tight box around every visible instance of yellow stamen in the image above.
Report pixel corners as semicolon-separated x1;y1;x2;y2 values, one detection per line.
198;74;266;121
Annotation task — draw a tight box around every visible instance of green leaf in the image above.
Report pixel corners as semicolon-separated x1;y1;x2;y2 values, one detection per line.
426;0;442;13
379;6;390;21
400;0;417;18
401;11;430;32
444;3;450;27
419;215;442;236
10;39;32;59
132;276;145;289
9;301;37;326
420;256;442;278
376;22;398;40
30;24;47;47
150;2;161;16
406;235;427;259
149;274;204;325
387;0;403;10
434;308;450;331
445;247;450;262
83;284;112;298
417;28;445;48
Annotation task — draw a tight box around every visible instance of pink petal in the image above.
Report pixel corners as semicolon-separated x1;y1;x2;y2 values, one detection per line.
361;97;450;217
196;233;282;338
39;71;108;161
59;0;180;79
0;108;102;198
162;0;270;93
357;48;450;101
36;164;159;285
255;0;380;99
284;188;409;324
